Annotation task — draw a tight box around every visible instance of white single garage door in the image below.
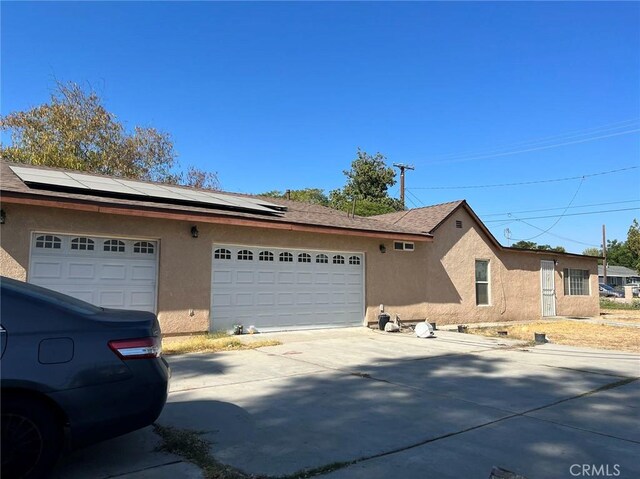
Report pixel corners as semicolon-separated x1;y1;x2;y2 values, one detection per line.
211;245;364;332
29;233;158;313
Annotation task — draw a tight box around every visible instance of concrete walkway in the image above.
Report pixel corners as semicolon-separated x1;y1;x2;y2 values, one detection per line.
54;327;640;479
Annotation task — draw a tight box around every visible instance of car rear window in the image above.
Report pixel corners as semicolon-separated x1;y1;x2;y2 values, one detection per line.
1;277;103;315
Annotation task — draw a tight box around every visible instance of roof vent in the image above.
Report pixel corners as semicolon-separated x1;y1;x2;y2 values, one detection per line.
456;220;463;229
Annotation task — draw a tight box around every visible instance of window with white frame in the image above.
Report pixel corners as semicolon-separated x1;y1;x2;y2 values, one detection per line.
333;255;345;265
475;260;490;306
564;269;590;296
316;254;328;264
348;255;361;265
394;241;414;251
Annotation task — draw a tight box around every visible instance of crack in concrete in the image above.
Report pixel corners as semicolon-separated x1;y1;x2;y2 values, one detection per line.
105;460;184;478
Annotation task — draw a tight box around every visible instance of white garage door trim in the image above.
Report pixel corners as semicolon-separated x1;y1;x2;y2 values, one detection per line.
211;244;365;332
28;231;159;313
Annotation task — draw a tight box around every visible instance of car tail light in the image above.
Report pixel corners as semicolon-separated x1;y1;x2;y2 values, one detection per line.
108;337;161;359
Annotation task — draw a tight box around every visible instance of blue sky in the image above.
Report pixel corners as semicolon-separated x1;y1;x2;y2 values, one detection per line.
2;1;639;253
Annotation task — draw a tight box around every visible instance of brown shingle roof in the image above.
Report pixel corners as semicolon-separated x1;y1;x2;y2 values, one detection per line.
372;200;465;233
0;161;430;239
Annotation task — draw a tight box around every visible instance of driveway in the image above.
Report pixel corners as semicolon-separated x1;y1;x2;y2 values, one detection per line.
53;328;640;479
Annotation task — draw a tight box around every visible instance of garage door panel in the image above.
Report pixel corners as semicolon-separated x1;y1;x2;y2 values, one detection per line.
131;265;155;281
67;263;95;279
212;293;232;306
235;293;253;307
130;291;154;308
213;270;232;283
236;271;254;283
257;271;275;283
29;234;157;313
31;261;63;279
99;290;126;307
211;245;363;331
257;293;275;306
101;264;127;280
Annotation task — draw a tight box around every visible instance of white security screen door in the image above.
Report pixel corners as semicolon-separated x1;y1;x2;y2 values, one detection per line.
540;260;556;317
211;245;364;332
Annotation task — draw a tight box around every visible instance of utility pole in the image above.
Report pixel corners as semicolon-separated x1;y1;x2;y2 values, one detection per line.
602;224;607;285
393;163;415;208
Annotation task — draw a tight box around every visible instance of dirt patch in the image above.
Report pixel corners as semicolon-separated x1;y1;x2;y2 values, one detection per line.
470;320;640;353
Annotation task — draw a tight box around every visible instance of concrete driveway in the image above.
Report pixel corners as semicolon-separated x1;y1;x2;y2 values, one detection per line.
53;328;640;479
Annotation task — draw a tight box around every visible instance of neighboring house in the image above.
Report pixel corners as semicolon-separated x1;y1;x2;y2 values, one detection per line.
598;265;640;287
0;162;599;334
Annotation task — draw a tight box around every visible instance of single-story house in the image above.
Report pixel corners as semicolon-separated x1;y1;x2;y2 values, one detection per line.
0;161;599;334
598;265;640;287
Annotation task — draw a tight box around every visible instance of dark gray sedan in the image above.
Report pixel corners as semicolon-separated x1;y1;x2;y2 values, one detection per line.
0;277;170;478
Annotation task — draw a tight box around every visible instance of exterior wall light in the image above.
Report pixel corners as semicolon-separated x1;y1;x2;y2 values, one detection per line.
0;209;5;224
190;225;199;238
379;244;386;253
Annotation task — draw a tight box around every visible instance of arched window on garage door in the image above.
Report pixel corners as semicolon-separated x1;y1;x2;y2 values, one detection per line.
214;248;231;260
35;235;62;249
238;250;253;261
259;251;274;261
104;239;125;252
298;253;311;263
279;252;293;262
71;237;95;251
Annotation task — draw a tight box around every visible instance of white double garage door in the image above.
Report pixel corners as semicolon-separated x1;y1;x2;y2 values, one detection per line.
211;245;365;331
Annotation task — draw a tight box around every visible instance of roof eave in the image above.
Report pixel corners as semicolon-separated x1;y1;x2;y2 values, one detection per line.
1;191;432;242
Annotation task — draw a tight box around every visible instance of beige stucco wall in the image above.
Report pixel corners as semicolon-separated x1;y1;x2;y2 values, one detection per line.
0;203;599;334
0;204;432;334
423;207;599;324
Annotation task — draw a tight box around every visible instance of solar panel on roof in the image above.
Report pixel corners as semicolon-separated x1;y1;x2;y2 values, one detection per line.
9;165;286;215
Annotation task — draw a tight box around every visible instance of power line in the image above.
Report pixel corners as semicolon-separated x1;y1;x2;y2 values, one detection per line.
504;219;600;248
481;199;640;217
405;188;425;207
409;166;639;190
514;177;585;241
483;207;640;223
424;127;640;165
423;118;640;164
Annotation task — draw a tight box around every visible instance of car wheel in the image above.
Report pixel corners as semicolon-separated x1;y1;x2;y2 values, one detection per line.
1;395;63;479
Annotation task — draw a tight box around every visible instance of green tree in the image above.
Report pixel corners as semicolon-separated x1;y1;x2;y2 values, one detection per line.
261;188;329;206
582;247;602;257
1;81;219;189
627;219;640;273
511;240;566;253
605;239;634;268
329;148;404;216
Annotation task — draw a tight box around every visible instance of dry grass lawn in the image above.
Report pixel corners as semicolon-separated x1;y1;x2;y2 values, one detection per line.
162;334;281;355
599;308;640;324
470;320;640;353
